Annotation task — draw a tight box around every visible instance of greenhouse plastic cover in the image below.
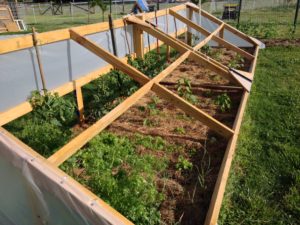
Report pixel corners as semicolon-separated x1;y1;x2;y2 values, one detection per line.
0;128;130;225
0;8;254;113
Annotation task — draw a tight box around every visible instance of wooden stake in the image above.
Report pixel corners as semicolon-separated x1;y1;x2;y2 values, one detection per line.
74;81;85;124
32;27;47;94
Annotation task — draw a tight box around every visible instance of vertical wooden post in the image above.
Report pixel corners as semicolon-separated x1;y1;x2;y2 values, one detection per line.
74;81;85;124
155;10;160;54
166;10;170;62
187;7;193;46
219;27;224;47
32;27;47;94
133;15;144;58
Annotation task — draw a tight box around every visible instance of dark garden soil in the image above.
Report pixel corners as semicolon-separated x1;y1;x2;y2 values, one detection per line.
102;51;246;224
261;38;300;47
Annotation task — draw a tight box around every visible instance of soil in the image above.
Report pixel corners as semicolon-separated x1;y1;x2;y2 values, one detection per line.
261;38;300;47
66;45;250;224
103;48;247;224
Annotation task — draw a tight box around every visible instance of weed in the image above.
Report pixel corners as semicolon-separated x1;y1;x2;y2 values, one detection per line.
201;44;212;55
147;96;161;116
143;118;158;127
173;127;186;134
176;78;198;104
228;54;245;69
196;144;212;190
215;93;232;112
176;155;193;171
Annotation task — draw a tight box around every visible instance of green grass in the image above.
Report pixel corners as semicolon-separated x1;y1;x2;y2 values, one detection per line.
219;46;300;224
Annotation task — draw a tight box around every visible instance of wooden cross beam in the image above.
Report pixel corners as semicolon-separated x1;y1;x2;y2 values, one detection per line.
47;29;234;166
185;2;257;46
193;23;225;51
169;9;255;60
125;16;239;84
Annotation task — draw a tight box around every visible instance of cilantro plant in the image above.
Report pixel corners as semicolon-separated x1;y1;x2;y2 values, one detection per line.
62;132;171;225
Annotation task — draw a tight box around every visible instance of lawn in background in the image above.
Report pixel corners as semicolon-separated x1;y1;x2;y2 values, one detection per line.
219;46;300;224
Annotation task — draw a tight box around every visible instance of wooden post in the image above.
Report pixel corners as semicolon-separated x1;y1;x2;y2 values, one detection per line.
166;10;170;62
186;6;193;46
133;15;144;58
32;27;47;94
74;81;85;124
155;10;160;54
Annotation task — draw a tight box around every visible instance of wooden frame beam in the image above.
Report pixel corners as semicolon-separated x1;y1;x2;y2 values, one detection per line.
193;23;225;51
169;9;255;60
0;4;187;55
152;83;234;139
48;81;154;166
185;2;257;46
70;29;149;85
125;16;239;84
0;27;187;127
0;6;260;225
48;31;234;166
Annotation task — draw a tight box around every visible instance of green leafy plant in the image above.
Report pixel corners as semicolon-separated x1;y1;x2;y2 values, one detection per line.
173;127;186;134
201;44;212;55
29;90;76;127
176;78;198;104
147;96;161;115
128;52;165;78
83;69;138;121
215;93;232;112
62;132;169;225
176;155;193;171
5;91;76;156
228;54;245;69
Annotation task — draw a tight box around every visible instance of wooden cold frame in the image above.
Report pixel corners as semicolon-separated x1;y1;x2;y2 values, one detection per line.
0;3;260;225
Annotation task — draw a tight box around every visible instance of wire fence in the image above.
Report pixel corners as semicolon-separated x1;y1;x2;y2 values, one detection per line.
3;0;300;38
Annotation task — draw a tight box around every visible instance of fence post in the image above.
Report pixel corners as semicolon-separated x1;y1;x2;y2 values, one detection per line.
237;0;243;25
294;0;300;31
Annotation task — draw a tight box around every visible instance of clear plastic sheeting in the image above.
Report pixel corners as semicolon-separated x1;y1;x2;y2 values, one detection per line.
0;25;133;112
143;9;187;48
191;11;254;47
0;128;130;225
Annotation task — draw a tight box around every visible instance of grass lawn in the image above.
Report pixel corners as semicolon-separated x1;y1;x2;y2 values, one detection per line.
219;46;300;224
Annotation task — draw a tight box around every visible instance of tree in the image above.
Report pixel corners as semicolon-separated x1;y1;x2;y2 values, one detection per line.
89;0;108;22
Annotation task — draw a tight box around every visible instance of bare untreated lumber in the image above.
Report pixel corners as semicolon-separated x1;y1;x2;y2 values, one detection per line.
48;81;154;166
169;9;255;60
152;83;234;139
193;23;225;51
185;2;257;46
0;4;186;55
48;31;235;166
70;29;149;85
125;16;239;84
204;91;249;225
